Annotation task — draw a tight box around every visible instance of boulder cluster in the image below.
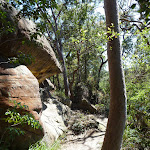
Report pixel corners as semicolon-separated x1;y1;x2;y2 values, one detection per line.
0;1;67;149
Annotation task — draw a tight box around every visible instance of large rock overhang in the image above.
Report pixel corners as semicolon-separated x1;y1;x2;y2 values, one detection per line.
0;1;62;83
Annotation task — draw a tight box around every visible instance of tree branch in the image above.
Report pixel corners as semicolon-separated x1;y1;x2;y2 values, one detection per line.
120;18;144;25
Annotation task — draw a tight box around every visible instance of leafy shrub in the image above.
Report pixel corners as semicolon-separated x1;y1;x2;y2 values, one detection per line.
71;121;85;134
70;112;99;134
29;141;48;150
9;51;35;65
0;100;41;149
123;126;142;149
29;139;61;150
5;100;41;129
54;89;69;99
123;66;150;149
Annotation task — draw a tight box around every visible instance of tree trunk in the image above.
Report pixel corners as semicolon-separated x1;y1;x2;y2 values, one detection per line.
44;6;70;97
77;49;81;83
56;74;61;90
96;57;107;90
59;48;70;97
55;40;70;97
101;1;127;150
52;75;55;85
84;56;87;83
69;68;78;100
63;61;70;96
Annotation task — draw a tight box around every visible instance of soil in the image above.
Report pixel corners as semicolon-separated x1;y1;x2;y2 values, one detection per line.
60;113;108;150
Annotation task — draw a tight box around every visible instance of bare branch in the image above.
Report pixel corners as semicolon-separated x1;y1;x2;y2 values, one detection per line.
50;6;56;22
66;49;72;58
56;6;64;20
120;21;150;45
120;18;143;25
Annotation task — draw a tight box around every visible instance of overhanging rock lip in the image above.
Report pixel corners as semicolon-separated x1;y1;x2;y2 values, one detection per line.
0;0;62;82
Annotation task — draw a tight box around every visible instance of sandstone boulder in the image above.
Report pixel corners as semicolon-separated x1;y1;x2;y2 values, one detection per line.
0;56;43;149
73;82;97;113
73;82;90;103
40;88;71;146
0;2;70;149
0;1;61;82
0;56;71;149
40;99;71;146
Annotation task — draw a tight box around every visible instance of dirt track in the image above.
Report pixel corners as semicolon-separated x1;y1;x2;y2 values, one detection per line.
60;117;108;150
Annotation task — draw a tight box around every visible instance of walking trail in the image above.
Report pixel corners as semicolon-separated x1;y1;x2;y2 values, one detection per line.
60;116;108;150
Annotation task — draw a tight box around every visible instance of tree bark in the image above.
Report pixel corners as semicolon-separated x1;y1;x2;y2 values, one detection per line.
84;56;87;83
77;49;81;83
43;6;70;97
69;68;78;100
56;42;70;96
56;74;61;90
101;1;127;150
96;57;107;90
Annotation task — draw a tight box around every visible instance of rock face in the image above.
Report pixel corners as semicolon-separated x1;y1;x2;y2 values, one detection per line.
73;83;97;114
73;83;90;104
40;88;71;146
40;99;70;146
0;58;67;149
0;1;69;149
0;1;61;82
0;57;42;118
0;57;43;149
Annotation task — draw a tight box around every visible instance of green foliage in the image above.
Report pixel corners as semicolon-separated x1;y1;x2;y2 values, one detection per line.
95;71;110;116
123;71;150;149
5;109;41;129
29;138;61;150
131;0;150;21
49;139;61;150
5;100;41;129
123;126;141;148
130;4;136;9
29;141;48;150
0;100;41;149
71;121;85;134
122;27;150;149
0;3;15;36
1;0;149;148
63;11;107;84
70;113;99;134
0;127;25;150
54;89;69;100
9;51;35;65
107;23;120;41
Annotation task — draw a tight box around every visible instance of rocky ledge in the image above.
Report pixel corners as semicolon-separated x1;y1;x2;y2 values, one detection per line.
0;0;61;82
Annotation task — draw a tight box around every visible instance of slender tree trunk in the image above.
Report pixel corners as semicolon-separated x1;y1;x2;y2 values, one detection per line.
43;6;70;97
55;40;70;97
84;46;88;83
58;48;70;96
96;57;107;90
56;74;61;90
59;42;70;97
52;75;55;85
77;49;81;83
84;56;87;83
69;68;78;100
101;1;127;150
62;60;70;96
